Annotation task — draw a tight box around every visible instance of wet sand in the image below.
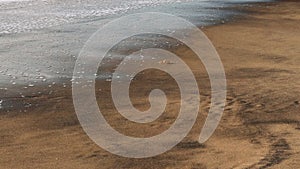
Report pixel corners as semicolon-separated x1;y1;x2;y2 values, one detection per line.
0;1;300;169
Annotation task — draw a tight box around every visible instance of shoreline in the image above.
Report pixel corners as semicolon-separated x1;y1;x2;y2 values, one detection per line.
0;0;271;109
0;0;272;89
0;0;274;101
0;0;300;168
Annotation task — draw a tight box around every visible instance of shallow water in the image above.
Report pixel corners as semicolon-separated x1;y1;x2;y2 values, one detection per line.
0;0;271;34
0;0;197;34
0;0;269;90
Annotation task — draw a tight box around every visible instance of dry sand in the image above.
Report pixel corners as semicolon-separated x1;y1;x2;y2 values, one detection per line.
0;1;299;169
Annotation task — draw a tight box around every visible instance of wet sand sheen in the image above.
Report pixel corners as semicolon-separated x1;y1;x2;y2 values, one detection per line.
0;0;300;169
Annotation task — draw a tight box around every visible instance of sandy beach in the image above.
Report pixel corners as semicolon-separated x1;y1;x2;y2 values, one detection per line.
0;0;299;168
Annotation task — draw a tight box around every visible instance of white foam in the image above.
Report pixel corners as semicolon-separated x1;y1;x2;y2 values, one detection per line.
0;0;31;2
0;0;26;1
0;0;193;34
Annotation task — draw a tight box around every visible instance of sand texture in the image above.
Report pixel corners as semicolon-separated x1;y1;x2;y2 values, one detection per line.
0;1;299;169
